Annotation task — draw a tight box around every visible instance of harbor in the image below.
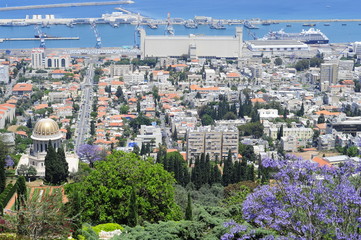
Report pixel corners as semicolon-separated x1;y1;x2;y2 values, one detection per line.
0;2;361;49
0;17;361;29
0;37;80;43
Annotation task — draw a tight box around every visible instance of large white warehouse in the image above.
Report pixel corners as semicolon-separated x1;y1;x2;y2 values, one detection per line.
140;27;243;59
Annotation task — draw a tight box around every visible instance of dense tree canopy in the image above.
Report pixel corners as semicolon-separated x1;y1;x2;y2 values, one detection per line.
66;151;182;225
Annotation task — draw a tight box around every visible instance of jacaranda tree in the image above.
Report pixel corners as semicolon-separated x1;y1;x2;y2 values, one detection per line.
222;154;361;239
77;144;103;168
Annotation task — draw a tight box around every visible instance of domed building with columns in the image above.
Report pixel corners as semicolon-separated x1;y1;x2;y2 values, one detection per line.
17;118;79;177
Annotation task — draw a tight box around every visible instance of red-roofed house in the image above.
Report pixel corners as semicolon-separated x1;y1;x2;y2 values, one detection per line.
12;83;33;95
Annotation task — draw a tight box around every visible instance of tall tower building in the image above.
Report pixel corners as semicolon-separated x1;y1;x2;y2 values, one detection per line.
320;63;338;85
31;48;45;69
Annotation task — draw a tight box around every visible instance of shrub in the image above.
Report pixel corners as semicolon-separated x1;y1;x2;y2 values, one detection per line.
92;223;123;234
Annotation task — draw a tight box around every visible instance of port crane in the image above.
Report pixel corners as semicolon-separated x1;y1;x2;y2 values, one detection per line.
91;22;102;49
246;28;257;40
164;12;174;36
134;13;142;48
34;25;46;48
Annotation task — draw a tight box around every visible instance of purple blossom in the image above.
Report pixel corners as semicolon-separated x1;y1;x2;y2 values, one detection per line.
4;155;14;168
77;144;104;167
242;156;361;239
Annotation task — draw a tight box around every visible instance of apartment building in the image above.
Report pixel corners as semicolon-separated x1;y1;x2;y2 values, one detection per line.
186;126;239;161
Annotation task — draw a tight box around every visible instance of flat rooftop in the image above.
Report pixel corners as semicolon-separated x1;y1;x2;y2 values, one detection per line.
247;40;307;46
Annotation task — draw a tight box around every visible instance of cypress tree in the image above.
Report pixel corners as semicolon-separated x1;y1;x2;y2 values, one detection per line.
0;202;3;216
240;158;247;181
283;107;288;119
185;193;193;221
222;150;234;186
0;141;7;194
199;153;206;185
191;156;201;189
57;147;69;183
16;176;27;206
90;120;95;136
247;164;255;181
128;188;138;227
204;153;211;184
45;141;55;184
214;164;222;184
146;143;151;155
140;143;145;156
44;140;62;185
277;125;284;141
233;161;242;183
26;118;32;129
238;103;244;118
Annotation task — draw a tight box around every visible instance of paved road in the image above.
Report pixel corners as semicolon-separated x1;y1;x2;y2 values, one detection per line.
160;114;175;150
74;64;94;151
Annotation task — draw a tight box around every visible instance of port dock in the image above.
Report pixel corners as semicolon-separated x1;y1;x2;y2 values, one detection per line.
0;1;133;11
0;37;80;43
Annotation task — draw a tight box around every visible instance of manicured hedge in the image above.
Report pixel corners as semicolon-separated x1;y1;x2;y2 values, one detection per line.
0;183;16;207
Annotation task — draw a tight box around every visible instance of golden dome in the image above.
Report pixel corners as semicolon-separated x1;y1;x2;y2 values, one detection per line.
32;118;61;137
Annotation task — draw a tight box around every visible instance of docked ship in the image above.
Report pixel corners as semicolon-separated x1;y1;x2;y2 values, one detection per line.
184;20;198;29
302;23;316;27
210;21;226;30
244;20;259;29
147;22;158;29
262;28;329;44
34;34;56;38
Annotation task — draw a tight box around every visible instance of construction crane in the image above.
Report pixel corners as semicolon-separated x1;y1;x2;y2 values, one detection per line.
91;22;101;49
34;25;46;48
134;13;142;48
246;28;257;40
164;12;174;36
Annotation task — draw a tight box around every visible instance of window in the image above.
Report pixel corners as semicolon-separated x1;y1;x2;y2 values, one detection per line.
61;58;66;68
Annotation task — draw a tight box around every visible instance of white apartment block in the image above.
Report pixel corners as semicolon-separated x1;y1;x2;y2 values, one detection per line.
134;125;162;149
123;72;145;85
0;104;16;129
31;48;45;69
0;65;9;83
257;109;279;120
110;64;132;77
186;126;239;161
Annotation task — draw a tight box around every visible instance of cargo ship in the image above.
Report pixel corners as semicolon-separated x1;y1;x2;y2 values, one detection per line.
184;20;198;29
210;21;226;30
302;23;316;27
34;34;56;38
244;20;259;29
261;28;329;44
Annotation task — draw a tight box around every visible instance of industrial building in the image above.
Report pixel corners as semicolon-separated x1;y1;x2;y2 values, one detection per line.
140;28;243;59
246;40;309;53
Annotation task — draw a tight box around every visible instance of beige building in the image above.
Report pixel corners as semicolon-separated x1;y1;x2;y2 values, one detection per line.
140;28;243;59
269;126;313;141
186;126;239;161
320;63;338;85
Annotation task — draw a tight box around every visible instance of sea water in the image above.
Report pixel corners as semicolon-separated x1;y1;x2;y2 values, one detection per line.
0;0;360;49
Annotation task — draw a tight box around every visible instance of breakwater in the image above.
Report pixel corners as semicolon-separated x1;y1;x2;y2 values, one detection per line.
0;1;133;11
